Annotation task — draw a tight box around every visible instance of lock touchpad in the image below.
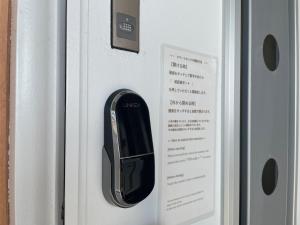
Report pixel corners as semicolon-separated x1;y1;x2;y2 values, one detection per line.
116;93;154;158
120;154;155;204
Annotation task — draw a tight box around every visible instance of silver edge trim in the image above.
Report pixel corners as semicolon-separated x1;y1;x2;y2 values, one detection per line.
120;152;154;160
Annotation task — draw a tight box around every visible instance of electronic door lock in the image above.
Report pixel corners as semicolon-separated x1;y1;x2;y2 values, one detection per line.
102;89;155;208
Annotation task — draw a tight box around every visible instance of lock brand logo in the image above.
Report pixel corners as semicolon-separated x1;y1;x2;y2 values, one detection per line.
122;103;140;108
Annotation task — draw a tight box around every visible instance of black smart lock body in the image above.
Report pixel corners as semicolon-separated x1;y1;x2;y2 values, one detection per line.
103;89;155;208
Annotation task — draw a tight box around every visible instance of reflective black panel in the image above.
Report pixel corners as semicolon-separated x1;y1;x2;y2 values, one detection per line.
116;93;154;158
120;154;155;204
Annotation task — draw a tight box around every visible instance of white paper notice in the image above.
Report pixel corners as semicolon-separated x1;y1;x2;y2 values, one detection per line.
159;46;218;225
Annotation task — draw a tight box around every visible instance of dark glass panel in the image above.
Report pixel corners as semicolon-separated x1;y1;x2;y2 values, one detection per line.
116;93;154;158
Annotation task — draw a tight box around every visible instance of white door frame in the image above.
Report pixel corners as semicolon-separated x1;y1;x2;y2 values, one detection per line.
222;0;241;224
9;0;66;224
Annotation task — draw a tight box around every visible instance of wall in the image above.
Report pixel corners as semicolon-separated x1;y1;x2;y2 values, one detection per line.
0;0;10;224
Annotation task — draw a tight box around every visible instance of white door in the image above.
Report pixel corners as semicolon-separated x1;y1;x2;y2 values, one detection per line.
65;0;240;225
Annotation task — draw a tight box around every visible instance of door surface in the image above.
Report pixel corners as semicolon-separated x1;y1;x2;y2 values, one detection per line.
65;0;228;225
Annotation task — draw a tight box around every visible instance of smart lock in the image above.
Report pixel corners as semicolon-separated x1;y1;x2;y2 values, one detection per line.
102;89;155;208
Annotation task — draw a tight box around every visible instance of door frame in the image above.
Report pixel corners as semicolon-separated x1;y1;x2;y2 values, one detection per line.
222;0;241;224
9;0;66;224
